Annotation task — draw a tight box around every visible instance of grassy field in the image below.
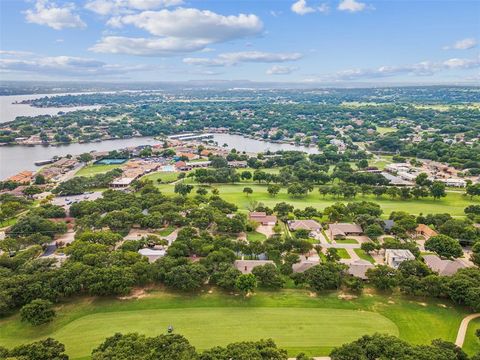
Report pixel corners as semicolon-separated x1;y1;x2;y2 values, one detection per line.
155;183;477;217
0;289;474;359
335;248;350;259
464;318;480;356
354;249;375;263
247;231;267;242
143;171;179;184
75;164;120;177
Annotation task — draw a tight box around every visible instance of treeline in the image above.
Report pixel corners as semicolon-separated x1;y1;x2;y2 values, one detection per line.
1;331;477;360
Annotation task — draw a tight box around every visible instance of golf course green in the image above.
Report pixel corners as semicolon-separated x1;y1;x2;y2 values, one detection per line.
0;289;476;359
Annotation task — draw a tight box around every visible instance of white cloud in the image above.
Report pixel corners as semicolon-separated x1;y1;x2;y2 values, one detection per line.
291;0;329;15
24;0;86;30
85;0;183;15
328;57;480;80
0;52;147;78
90;36;209;56
183;51;303;66
266;65;297;75
291;0;315;15
337;0;367;12
111;8;262;42
91;8;263;56
443;38;477;50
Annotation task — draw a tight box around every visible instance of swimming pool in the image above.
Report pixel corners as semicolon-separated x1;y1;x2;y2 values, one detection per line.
95;158;128;165
160;165;175;172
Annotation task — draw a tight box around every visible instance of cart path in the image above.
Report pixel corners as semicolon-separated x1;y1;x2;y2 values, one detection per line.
455;313;480;347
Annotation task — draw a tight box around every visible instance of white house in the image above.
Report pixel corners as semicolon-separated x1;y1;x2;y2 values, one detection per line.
385;249;415;269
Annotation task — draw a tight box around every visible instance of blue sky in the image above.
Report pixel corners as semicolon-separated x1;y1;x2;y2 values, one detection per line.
0;0;479;83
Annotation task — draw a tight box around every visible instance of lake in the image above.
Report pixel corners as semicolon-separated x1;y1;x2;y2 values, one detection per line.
0;93;103;124
0;92;318;179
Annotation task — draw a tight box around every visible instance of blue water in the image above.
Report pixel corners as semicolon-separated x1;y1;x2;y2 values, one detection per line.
95;158;127;165
160;165;175;172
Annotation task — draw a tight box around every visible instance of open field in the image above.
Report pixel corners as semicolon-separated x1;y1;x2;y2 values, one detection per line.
155;183;477;217
75;164;120;177
0;289;474;359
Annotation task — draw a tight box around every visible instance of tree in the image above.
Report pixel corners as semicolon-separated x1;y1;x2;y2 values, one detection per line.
165;263;208;291
174;183;194;196
240;171;252;180
471;241;480;266
425;235;463;259
20;299;55;326
430;181;446;200
365;224;384;240
326;248;340;262
251;264;284;289
415;173;432;187
78;153;94;163
330;334;467;360
267;184;281;197
200;338;288;360
34;174;46;185
9;338;68;360
304;263;346;292
366;265;397;291
243;187;253;197
235;273;257;295
92;333;197;360
361;241;380;254
196;187;208;196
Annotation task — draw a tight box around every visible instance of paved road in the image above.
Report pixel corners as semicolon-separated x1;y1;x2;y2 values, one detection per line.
455;313;480;347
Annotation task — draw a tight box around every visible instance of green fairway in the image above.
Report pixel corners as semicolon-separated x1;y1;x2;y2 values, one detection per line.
154;183;477;216
0;290;473;359
75;164;120;177
463;318;480;356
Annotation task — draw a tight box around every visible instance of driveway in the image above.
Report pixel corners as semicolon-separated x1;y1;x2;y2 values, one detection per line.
256;225;275;238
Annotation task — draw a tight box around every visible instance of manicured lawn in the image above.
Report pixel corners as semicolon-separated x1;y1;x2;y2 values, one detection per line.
154;183;477;216
354;249;375;263
0;289;472;359
463;318;480;356
75;164;120;177
336;248;350;259
247;231;267;242
143;171;179;184
334;238;358;244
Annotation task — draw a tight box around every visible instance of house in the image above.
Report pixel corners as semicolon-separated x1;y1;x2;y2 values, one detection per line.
138;248;166;263
110;177;136;188
288;220;322;232
7;171;33;183
423;254;470;276
234;260;275;274
347;259;375;279
228;161;248;168
292;260;319;273
416;224;438;240
248;212;277;226
385;249;415;268
328;223;362;239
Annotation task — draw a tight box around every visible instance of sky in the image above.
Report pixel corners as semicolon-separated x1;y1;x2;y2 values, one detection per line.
0;0;479;84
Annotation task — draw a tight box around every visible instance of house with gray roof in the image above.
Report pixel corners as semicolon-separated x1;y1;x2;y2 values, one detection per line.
423;254;470;276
